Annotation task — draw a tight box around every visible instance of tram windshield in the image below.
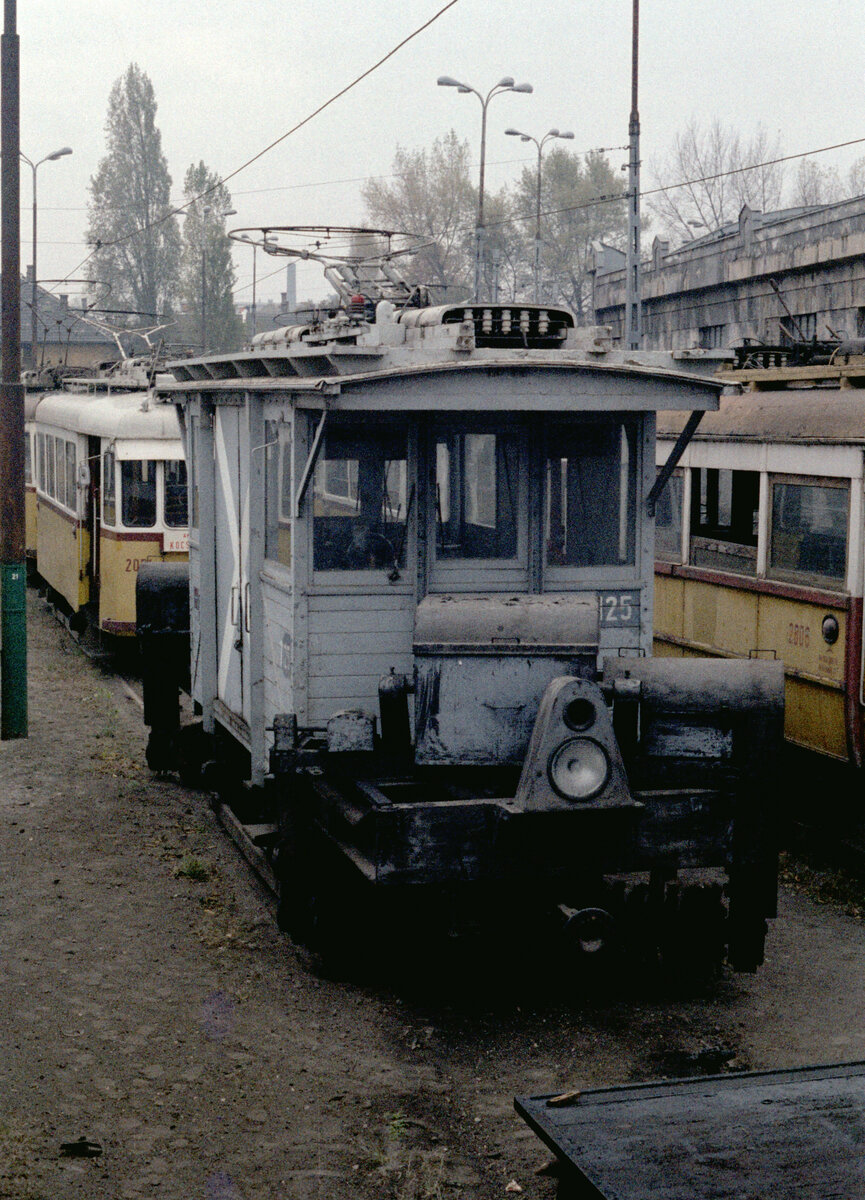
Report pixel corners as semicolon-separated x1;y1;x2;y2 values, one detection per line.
435;432;519;560
312;430;408;571
545;421;637;567
121;460;157;528
164;460;188;528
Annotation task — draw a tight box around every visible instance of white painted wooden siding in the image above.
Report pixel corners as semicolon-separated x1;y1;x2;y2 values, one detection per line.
306;590;414;725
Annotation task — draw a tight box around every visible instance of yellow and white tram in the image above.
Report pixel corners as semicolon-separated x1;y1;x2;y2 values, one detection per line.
28;365;188;635
655;368;865;766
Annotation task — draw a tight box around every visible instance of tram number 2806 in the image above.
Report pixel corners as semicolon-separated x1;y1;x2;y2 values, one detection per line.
599;591;641;627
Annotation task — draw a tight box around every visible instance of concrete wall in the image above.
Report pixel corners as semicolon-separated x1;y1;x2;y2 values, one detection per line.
592;196;865;350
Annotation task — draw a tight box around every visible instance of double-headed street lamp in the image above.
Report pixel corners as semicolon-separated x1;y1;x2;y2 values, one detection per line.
437;74;532;300
505;127;573;303
20;146;72;368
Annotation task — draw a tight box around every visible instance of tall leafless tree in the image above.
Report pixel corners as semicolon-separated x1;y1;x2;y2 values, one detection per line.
649;119;785;241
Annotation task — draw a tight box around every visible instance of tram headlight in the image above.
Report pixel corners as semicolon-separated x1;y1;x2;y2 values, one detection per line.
548;737;610;801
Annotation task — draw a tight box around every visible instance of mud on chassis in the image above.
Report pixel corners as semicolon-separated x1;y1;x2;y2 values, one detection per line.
266;656;784;975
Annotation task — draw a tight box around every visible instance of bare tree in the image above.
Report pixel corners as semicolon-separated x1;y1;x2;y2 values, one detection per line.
791;158;845;207
649;119;785;241
362;131;477;298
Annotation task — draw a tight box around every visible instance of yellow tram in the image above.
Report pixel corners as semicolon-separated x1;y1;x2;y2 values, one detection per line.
28;362;188;635
655;357;865;765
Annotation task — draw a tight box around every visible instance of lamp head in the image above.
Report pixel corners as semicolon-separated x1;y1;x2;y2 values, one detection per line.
47;147;73;161
496;76;515;88
437;75;463;87
512;82;533;93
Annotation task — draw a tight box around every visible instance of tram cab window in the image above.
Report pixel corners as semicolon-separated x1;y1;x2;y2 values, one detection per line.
690;467;758;576
121;460;157;528
769;478;848;588
164;460;188;527
655;469;683;563
312;429;407;572
435;431;518;560
187;420;199;529
265;421;292;568
545;421;636;567
103;448;116;525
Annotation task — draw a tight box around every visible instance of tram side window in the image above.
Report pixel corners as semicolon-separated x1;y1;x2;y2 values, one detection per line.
37;432;46;492
769;479;848;587
188;419;199;529
655;469;683;563
546;422;636;567
24;433;31;485
164;460;188;527
690;468;759;576
55;438;66;510
121;460;157;528
65;441;76;511
103;448;116;526
46;434;56;498
313;429;407;571
435;431;518;560
265;421;292;568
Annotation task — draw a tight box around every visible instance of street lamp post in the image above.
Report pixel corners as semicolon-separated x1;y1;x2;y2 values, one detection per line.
437;74;532;301
238;234;258;337
505;127;574;303
20;146;72;369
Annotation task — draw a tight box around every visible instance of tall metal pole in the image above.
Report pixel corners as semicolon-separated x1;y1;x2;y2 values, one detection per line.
624;0;642;350
29;157;35;367
1;0;27;737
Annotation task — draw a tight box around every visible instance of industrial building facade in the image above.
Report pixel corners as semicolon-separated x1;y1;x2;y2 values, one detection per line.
591;195;865;350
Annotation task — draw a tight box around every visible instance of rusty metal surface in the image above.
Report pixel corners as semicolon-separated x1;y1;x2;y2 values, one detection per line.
414;593;599;654
657;387;865;444
516;1061;865;1199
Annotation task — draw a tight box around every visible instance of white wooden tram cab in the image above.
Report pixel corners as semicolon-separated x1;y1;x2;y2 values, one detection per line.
164;304;724;785
154;231;784;971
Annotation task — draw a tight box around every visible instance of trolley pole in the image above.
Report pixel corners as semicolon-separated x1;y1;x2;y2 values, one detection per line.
0;0;27;738
624;0;642;350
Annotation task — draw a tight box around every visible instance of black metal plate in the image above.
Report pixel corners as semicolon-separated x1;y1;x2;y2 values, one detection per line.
516;1061;865;1199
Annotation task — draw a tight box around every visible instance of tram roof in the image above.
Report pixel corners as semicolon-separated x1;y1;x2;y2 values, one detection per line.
29;387;182;444
161;356;723;414
658;386;865;445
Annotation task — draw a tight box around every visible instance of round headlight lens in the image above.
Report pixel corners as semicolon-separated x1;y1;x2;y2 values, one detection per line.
548;738;610;801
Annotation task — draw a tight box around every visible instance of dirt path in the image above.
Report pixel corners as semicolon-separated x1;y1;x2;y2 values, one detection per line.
3;592;865;1199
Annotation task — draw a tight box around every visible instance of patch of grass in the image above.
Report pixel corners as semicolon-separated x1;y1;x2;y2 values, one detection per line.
174;855;210;882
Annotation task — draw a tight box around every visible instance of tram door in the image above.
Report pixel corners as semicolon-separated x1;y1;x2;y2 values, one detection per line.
214;406;251;729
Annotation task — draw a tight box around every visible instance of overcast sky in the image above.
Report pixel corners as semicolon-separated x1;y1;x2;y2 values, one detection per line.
18;0;865;308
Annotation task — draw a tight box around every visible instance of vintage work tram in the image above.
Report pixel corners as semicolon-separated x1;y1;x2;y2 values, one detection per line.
150;228;783;972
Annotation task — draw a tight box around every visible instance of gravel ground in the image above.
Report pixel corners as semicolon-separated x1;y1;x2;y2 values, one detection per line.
3;591;865;1199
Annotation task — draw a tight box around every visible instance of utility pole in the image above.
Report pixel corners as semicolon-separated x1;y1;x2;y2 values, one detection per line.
0;0;27;737
624;0;642;351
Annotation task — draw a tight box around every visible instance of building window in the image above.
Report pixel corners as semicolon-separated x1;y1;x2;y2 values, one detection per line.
780;312;817;344
690;467;759;576
698;324;726;349
769;478;848;588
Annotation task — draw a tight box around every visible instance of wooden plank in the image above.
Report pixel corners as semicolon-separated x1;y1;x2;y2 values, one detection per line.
310;652;413;679
309;631;411;656
308;608;414;636
308;591;413;612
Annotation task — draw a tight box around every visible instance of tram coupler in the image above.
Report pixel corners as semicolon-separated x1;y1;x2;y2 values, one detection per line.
136;561;191;772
